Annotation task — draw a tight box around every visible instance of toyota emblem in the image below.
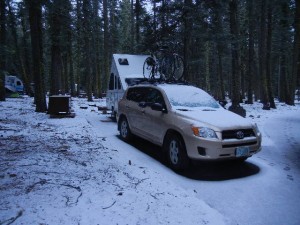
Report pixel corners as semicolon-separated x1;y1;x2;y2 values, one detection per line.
236;131;244;139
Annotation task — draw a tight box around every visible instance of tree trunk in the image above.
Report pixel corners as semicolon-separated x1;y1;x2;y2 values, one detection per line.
49;0;63;95
20;4;33;96
247;0;254;104
103;0;109;91
228;0;246;117
212;0;226;101
205;41;211;92
0;0;6;101
291;0;300;104
279;1;290;104
135;0;141;48
83;0;93;102
259;0;270;109
130;0;134;52
92;0;100;98
26;0;47;112
266;3;276;108
183;0;193;82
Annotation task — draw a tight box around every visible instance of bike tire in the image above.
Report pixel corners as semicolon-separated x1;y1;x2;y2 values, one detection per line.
161;54;184;81
143;57;156;79
171;54;184;81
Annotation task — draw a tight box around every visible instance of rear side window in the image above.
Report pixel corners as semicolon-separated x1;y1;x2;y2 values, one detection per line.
126;87;149;102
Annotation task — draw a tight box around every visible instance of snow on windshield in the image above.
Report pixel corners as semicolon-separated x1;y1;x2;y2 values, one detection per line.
160;85;220;109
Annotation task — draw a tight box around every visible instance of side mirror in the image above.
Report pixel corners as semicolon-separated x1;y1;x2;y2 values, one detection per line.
151;103;167;113
219;100;227;108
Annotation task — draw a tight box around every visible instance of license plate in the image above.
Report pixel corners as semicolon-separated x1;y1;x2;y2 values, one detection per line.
235;146;250;157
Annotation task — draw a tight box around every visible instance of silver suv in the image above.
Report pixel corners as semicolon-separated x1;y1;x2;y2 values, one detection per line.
118;83;262;171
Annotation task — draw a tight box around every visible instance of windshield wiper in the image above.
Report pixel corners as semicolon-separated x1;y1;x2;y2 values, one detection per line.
202;109;216;111
177;108;190;111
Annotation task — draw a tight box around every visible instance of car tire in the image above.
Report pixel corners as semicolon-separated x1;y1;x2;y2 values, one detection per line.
164;133;189;171
119;117;132;141
234;157;248;164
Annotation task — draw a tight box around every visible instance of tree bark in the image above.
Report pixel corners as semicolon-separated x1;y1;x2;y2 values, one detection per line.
259;0;270;109
266;3;276;108
228;0;246;117
183;0;193;82
135;0;141;48
82;0;93;101
0;0;6;101
26;0;47;112
103;0;109;91
291;0;300;103
20;3;33;96
246;0;254;104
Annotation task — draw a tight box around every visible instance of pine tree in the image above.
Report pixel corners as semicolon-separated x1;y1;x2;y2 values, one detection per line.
26;0;47;112
0;0;6;101
228;0;246;117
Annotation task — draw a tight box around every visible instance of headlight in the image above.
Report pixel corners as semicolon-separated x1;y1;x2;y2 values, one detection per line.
253;123;260;135
192;127;218;139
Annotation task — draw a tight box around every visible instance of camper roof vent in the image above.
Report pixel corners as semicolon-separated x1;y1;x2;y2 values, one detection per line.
118;58;129;65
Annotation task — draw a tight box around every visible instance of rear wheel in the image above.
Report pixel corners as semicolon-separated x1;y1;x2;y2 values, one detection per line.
119;117;132;141
164;133;189;171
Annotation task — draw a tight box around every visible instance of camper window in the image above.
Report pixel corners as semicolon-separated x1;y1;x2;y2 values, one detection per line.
114;75;118;89
109;73;114;90
118;58;129;65
118;77;121;89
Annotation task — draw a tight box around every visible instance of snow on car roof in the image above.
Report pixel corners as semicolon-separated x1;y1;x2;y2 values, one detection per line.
158;84;220;109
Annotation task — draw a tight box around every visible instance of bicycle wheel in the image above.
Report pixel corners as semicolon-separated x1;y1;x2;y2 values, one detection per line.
160;56;174;79
143;57;156;79
161;54;184;81
171;54;184;80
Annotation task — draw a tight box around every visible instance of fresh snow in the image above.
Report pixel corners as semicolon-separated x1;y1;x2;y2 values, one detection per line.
112;54;149;89
0;96;299;225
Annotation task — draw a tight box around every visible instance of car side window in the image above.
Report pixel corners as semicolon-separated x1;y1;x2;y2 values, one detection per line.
126;87;148;103
145;88;165;105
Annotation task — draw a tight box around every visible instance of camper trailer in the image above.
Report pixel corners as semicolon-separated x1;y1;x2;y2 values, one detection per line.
106;54;149;118
5;75;24;94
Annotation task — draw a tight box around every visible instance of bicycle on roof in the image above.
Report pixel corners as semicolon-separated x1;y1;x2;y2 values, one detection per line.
143;44;184;81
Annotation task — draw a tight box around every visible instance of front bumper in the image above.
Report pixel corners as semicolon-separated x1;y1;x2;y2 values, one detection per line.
184;133;262;160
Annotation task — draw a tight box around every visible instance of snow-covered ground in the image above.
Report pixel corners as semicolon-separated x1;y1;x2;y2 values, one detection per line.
0;96;299;225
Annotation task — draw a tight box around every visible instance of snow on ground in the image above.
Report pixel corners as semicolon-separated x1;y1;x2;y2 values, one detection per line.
0;96;299;225
0;96;227;225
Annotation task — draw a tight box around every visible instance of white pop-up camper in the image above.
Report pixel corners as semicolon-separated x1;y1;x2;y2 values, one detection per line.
106;54;149;118
5;75;24;93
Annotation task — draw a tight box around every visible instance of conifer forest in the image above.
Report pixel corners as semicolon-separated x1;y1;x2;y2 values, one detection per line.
0;0;299;112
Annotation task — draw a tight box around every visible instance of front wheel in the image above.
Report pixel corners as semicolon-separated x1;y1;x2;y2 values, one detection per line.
119;117;132;141
164;133;189;171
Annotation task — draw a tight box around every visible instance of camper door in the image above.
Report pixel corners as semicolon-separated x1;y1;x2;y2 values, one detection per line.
107;73;123;113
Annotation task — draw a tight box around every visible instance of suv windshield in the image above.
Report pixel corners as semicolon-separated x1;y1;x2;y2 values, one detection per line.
161;85;220;109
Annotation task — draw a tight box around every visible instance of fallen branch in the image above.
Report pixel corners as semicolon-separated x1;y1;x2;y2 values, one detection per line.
102;200;116;210
133;178;149;188
26;179;47;194
0;210;23;225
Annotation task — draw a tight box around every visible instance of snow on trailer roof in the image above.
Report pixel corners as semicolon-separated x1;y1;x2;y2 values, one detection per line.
112;54;150;89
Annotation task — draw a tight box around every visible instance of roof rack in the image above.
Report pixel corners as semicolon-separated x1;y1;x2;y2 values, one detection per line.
125;78;190;87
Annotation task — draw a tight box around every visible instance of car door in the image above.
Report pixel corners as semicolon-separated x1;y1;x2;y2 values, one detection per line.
125;87;149;136
142;88;168;144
